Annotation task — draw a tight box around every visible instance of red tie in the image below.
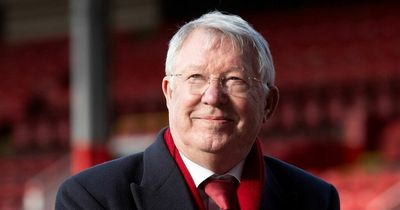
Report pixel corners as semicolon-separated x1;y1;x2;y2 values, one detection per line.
203;176;239;210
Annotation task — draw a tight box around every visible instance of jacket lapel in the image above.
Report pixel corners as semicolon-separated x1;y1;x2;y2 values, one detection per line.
130;129;197;210
129;129;300;210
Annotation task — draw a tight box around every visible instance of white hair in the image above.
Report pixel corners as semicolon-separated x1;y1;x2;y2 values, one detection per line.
165;11;276;90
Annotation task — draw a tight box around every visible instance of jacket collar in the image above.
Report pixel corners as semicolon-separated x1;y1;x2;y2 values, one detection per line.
130;128;197;210
129;128;299;210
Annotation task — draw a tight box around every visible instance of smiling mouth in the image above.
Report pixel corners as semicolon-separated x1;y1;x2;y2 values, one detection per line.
192;116;234;122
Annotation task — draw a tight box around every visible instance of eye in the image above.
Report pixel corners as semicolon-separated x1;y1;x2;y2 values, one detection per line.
225;76;247;85
188;73;203;79
186;73;206;84
227;76;244;81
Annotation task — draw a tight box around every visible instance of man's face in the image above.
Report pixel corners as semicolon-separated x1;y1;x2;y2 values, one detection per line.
162;29;277;161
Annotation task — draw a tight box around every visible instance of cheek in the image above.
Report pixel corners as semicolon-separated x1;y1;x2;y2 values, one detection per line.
169;91;197;121
238;95;265;124
241;94;264;115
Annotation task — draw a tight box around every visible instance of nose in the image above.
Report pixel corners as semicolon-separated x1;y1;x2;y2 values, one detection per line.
200;78;228;105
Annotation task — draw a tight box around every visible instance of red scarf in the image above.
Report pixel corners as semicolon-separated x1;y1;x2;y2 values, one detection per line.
164;128;265;210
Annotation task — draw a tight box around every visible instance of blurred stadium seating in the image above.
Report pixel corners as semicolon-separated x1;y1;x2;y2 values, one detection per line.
0;152;65;210
0;1;400;209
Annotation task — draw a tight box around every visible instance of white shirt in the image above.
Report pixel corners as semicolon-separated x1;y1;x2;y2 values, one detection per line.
180;151;244;210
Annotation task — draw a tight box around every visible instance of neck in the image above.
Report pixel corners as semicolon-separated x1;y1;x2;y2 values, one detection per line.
176;143;252;174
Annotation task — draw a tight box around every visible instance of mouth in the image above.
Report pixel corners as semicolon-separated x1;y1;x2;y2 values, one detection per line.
192;115;234;123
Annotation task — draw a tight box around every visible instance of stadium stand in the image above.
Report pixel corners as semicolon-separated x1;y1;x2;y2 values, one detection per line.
0;1;399;209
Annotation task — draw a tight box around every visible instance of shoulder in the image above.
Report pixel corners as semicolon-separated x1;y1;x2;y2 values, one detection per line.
61;128;169;192
56;153;144;209
74;152;144;185
264;156;328;187
264;156;340;209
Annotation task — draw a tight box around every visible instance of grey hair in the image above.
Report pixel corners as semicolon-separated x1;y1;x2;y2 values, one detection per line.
165;11;276;89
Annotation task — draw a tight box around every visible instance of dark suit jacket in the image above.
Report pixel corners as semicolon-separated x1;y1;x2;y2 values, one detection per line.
56;128;340;210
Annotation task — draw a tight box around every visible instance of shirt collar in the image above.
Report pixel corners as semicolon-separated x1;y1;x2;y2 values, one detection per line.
179;151;244;187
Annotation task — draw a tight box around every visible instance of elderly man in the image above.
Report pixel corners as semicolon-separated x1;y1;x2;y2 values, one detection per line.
56;11;340;210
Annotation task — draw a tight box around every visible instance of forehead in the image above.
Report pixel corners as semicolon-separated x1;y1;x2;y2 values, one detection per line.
182;28;237;54
175;28;257;75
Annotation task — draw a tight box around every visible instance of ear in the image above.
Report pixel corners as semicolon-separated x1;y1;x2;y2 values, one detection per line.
162;76;173;109
263;84;279;123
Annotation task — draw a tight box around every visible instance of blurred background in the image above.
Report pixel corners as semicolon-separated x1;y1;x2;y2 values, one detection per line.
0;0;400;209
